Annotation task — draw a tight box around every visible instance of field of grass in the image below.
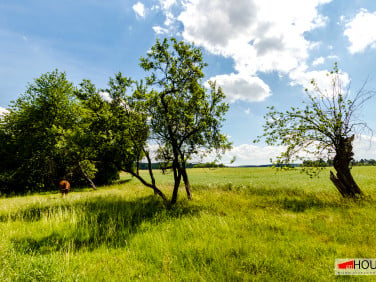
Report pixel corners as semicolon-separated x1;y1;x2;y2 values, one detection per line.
1;167;376;281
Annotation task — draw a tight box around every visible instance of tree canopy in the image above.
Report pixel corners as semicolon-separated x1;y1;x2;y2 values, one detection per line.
0;70;80;192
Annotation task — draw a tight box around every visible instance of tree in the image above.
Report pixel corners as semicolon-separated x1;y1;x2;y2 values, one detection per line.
0;70;120;194
0;70;80;192
137;38;231;204
256;64;373;198
75;75;168;202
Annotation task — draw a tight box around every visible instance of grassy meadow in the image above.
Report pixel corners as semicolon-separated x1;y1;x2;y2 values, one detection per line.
1;167;376;281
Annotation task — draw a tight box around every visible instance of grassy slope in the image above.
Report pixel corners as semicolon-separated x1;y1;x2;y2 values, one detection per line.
1;167;376;281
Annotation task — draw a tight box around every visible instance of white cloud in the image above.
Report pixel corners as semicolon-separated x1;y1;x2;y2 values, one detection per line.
312;56;325;66
198;134;376;166
160;0;176;10
194;143;285;166
327;54;339;60
177;0;332;102
152;25;169;35
0;107;9;116
164;11;175;26
160;0;176;26
132;2;145;18
210;73;271;103
99;91;112;102
244;108;251;115
353;135;376;160
338;15;346;25
289;64;350;95
149;1;178;34
344;9;376;54
223;144;284;166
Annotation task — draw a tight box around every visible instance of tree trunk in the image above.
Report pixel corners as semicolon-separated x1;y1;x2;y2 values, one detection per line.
330;136;362;197
181;164;192;200
125;169;168;203
143;149;158;196
78;161;97;190
170;164;182;205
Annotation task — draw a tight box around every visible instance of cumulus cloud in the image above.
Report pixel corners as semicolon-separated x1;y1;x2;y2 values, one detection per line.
178;0;257;51
344;9;376;54
289;65;350;95
132;2;145;18
177;0;332;102
210;73;271;103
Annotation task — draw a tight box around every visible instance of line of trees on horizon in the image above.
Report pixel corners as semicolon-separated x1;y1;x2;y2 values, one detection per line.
301;158;376;167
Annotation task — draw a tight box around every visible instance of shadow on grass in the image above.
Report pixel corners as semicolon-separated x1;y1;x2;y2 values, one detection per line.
278;194;374;212
10;195;201;254
278;196;328;212
193;183;375;212
114;178;133;185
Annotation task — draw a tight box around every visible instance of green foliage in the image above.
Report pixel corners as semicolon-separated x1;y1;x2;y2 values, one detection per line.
73;74;157;187
193;162;225;168
0;70;79;193
0;70;145;193
138;38;230;163
136;37;231;202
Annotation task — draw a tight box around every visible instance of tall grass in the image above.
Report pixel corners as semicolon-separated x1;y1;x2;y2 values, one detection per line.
1;167;376;281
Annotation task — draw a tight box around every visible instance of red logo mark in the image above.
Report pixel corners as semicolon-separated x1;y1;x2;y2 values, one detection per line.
338;260;354;269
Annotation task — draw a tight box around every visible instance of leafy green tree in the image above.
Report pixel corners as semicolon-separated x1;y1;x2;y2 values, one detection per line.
137;38;231;204
256;64;373;198
0;70;80;192
75;75;168;202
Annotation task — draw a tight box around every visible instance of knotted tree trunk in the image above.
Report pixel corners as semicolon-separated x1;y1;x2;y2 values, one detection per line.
330;135;363;197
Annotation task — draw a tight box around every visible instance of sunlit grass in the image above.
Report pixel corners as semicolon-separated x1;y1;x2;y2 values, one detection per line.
1;167;376;281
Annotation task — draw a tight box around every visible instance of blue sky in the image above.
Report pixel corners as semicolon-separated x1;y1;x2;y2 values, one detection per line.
1;0;376;165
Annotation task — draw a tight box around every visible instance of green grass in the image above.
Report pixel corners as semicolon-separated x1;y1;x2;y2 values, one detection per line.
1;167;376;281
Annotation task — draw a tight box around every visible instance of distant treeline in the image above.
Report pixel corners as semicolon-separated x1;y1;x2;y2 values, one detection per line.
301;159;376;167
138;162;225;169
138;163;196;170
193;162;225;168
